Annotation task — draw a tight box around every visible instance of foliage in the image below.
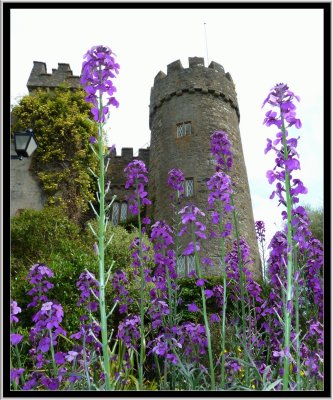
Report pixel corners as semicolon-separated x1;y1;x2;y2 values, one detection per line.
304;204;323;243
10;206;96;332
11;86;98;224
10;206;154;332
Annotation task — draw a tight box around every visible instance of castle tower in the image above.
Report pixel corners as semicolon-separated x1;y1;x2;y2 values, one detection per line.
148;57;261;280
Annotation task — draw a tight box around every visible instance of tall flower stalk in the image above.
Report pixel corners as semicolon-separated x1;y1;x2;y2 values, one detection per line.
179;205;215;390
210;130;249;385
262;83;302;389
124;160;151;389
207;170;233;388
81;45;120;390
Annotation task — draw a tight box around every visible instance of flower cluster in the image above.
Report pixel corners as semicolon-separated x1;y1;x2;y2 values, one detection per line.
117;315;141;350
26;263;54;308
255;221;266;243
263;83;306;208
76;271;100;312
111;270;133;314
81;45;120;122
178;205;206;256
124;160;151;215
11;300;22;324
226;238;262;303
210;130;233;172
167;168;185;196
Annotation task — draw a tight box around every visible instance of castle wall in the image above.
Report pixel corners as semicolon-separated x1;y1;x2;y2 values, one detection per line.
10;142;46;217
107;147;150;199
27;61;81;93
149;57;261;279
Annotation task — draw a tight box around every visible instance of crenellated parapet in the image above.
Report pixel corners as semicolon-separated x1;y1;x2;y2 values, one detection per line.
27;61;81;93
106;147;150;188
149;57;239;129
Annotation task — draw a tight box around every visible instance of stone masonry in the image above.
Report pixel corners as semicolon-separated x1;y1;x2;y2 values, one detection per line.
149;57;261;279
13;58;261;280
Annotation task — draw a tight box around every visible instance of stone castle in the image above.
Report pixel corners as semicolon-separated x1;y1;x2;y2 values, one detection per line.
12;58;261;279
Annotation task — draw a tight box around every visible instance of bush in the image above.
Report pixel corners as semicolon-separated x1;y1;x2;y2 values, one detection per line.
10;206;96;331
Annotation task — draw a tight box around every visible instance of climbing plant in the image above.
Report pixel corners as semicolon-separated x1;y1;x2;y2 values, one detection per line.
11;85;98;224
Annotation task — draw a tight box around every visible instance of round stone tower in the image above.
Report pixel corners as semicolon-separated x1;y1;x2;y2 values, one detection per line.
148;57;261;280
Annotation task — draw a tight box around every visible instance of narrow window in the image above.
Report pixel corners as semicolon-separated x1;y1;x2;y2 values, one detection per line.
177;178;194;198
177;121;191;137
111;202;120;225
187;255;196;274
177;255;196;277
177;256;186;277
177;124;184;137
185;122;191;136
185;178;194;197
120;202;128;222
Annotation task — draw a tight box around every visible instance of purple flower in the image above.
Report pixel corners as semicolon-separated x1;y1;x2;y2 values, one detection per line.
11;368;24;384
54;351;66;366
167;168;185;193
10;333;23;346
183;241;200;256
210;313;220;323
11;300;21;324
196;278;206;287
76;271;99;310
124;160;151;216
255;220;266;242
81;45;120;123
204;289;214;299
210;130;233;172
187;303;200;312
117;315;141;349
65;350;78;362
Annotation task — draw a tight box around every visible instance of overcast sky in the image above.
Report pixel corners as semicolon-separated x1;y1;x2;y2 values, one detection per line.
10;6;324;245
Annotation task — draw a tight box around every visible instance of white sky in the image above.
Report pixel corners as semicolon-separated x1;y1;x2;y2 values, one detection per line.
10;7;324;245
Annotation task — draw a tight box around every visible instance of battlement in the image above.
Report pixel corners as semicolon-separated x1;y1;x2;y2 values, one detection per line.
107;147;150;187
150;57;239;127
153;57;229;83
27;61;81;93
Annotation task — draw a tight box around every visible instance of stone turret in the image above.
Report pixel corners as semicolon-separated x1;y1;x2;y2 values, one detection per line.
148;57;261;279
27;61;81;93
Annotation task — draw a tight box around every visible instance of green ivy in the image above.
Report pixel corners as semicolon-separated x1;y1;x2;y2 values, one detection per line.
11;85;98;224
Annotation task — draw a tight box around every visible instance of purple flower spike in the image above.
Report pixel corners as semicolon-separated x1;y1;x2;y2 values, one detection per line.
124;160;151;216
81;45;120;123
210;130;233;172
168;168;185;193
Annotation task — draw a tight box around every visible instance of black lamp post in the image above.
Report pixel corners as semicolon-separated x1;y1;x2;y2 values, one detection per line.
11;128;38;160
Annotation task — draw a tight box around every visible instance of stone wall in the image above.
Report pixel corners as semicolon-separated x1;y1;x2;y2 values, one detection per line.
148;57;261;279
106;147;150;202
27;61;81;93
10;142;46;217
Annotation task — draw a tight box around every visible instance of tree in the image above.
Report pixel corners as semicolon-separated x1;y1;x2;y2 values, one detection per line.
11;86;98;224
305;204;324;244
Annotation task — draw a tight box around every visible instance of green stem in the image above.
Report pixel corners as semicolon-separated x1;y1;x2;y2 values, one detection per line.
97;87;111;390
230;194;249;386
136;184;145;390
281;116;294;390
294;246;301;390
218;204;227;389
48;329;58;378
191;230;215;390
